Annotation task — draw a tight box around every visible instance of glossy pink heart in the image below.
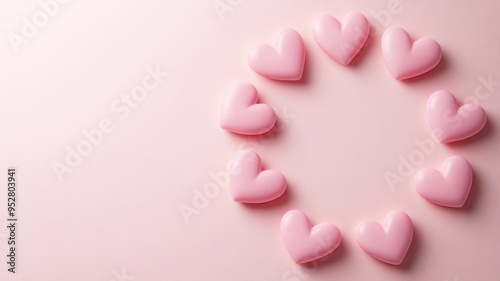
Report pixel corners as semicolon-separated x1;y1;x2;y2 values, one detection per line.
220;82;276;135
356;210;413;265
313;12;369;65
382;26;442;80
229;149;286;203
415;156;472;208
281;210;341;264
248;29;305;81
427;90;487;143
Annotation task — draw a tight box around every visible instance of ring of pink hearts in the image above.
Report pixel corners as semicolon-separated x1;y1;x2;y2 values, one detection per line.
219;12;486;266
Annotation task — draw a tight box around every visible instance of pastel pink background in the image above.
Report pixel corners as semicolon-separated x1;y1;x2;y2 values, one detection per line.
0;0;499;280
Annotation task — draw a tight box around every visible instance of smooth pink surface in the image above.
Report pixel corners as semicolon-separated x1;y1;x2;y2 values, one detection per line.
427;90;487;143
356;210;413;265
229;149;287;203
313;12;369;65
248;29;305;81
281;210;341;264
415;156;472;208
382;26;442;80
220;82;276;135
1;1;500;281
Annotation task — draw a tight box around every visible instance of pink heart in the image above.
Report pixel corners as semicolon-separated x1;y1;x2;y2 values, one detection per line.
415;156;472;208
248;29;305;81
381;27;442;80
427;90;487;143
356;210;413;265
281;210;341;264
220;82;276;135
312;12;369;65
229;149;286;203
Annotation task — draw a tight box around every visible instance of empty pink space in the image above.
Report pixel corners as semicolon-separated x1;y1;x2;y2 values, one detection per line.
0;1;499;281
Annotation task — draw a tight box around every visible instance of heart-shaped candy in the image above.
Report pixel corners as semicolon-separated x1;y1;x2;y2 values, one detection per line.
313;12;369;65
382;26;442;80
220;82;276;135
248;29;305;81
281;210;341;264
229;149;286;203
415;156;472;208
356;210;413;265
427;90;486;143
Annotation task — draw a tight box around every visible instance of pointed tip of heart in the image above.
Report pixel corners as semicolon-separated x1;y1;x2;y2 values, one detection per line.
231;177;287;204
220;116;276;135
